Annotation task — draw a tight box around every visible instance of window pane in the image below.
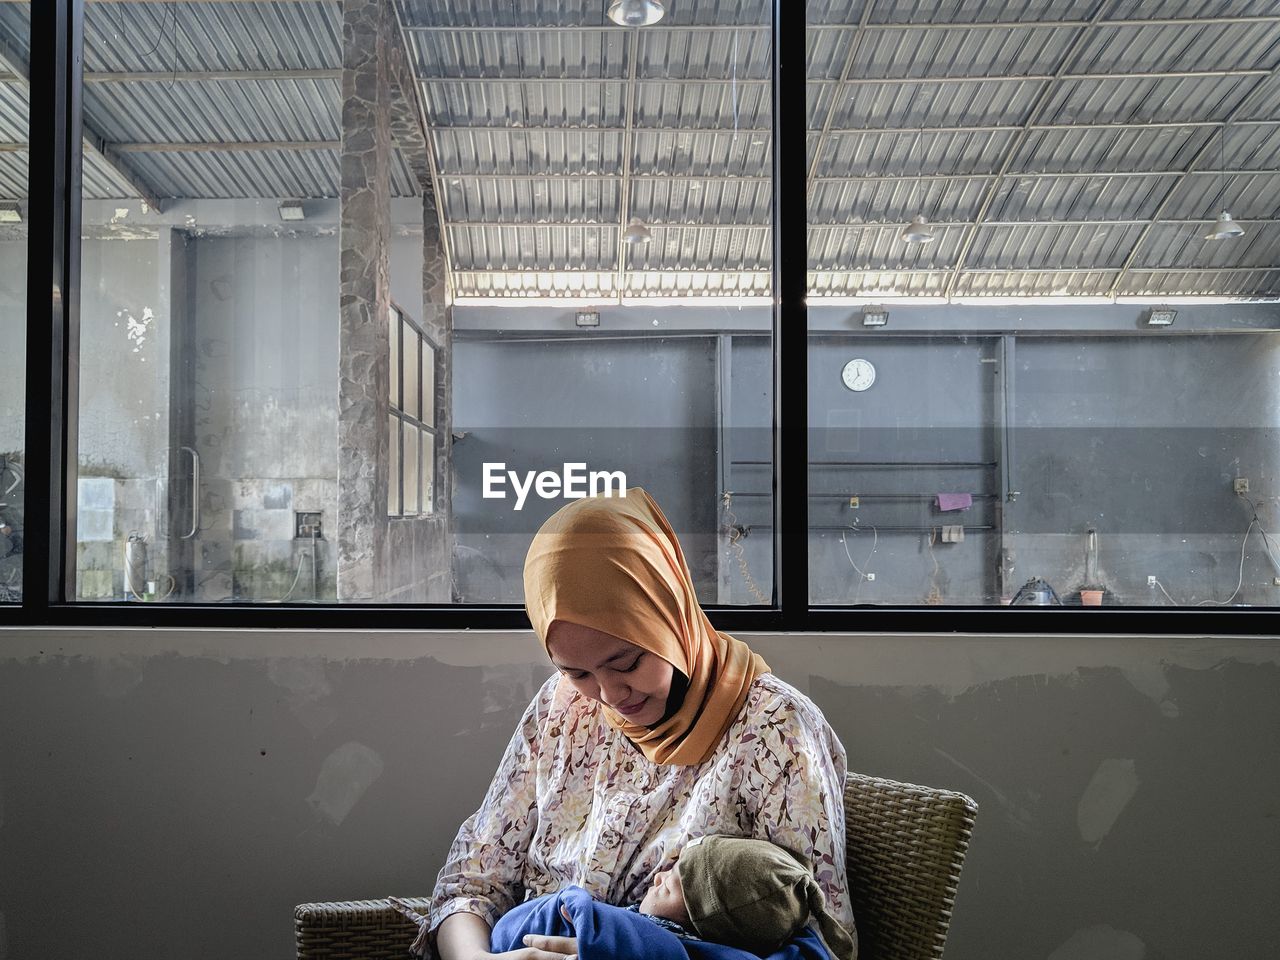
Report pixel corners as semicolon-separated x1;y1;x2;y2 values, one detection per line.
806;4;1280;608
388;416;400;517
421;428;433;515
0;2;28;604
65;2;775;604
444;5;776;605
390;307;400;408
401;320;419;421
422;340;435;426
403;426;418;516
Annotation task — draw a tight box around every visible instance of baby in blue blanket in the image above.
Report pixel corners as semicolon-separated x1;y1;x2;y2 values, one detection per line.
396;836;855;960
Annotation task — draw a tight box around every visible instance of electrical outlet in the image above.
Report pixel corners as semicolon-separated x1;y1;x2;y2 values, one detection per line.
1273;578;1280;587
1148;575;1158;587
1234;478;1250;494
848;496;860;509
865;573;875;581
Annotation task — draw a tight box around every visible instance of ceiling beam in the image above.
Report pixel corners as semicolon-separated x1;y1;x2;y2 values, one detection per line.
430;169;1280;182
0;20;166;211
413;68;1269;86
441;218;1280;231
1;68;1268;91
425;118;1280;137
399;16;1280;32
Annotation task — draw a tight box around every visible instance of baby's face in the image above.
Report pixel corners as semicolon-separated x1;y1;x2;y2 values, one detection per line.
639;866;690;925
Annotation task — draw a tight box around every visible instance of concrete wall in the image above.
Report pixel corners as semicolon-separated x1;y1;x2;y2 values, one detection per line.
451;335;720;603
0;627;1276;960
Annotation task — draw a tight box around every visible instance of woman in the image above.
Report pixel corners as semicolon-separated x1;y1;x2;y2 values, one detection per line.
427;489;854;960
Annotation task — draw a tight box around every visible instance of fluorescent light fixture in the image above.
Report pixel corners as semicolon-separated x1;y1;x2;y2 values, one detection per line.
1204;211;1244;240
278;200;306;222
809;296;950;306
0;201;21;223
575;309;601;327
1145;307;1177;327
607;0;665;26
1116;295;1270;304
950;295;1119;306
622;218;653;244
900;214;937;244
861;306;889;327
618;296;769;308
453;297;616;308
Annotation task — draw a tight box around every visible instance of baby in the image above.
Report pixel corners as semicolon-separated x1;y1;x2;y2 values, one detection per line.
622;835;855;959
395;835;854;960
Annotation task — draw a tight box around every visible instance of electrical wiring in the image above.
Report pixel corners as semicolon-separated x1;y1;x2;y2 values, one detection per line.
721;493;769;604
1148;493;1276;606
839;523;877;603
924;527;943;605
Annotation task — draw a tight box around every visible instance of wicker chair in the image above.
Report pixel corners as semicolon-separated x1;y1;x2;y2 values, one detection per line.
295;771;978;960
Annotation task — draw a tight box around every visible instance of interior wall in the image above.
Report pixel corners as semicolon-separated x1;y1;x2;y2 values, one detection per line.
451;335;719;603
0;627;1276;960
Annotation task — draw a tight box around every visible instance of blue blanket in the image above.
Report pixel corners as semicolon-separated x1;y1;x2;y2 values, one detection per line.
492;886;832;960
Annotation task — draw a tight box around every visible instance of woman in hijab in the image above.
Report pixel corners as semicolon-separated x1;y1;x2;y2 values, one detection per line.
427;489;854;960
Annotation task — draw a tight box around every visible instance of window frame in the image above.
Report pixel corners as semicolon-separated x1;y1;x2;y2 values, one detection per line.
4;0;1277;634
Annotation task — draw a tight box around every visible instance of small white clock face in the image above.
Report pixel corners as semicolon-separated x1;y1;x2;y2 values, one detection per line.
842;358;876;391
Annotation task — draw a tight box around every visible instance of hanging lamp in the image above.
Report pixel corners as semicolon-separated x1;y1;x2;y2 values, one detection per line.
607;0;665;27
622;218;653;244
1204;122;1245;241
900;213;936;244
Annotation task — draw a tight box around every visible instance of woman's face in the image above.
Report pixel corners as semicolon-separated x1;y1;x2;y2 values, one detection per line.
546;621;675;727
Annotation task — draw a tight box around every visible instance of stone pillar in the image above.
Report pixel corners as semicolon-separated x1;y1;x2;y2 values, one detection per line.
336;0;392;600
380;12;453;602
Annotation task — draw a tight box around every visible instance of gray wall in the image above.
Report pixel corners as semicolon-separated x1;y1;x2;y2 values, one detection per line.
0;627;1276;960
451;335;720;603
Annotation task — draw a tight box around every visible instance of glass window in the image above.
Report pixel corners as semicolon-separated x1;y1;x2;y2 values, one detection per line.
436;2;777;605
806;4;1280;609
388;415;400;518
401;314;419;421
403;426;419;517
0;1;29;604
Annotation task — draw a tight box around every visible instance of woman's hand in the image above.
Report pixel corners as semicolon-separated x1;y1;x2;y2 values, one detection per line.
473;936;578;960
519;936;581;957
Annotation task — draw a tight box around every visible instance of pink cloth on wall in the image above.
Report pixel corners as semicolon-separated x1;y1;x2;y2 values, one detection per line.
936;493;973;511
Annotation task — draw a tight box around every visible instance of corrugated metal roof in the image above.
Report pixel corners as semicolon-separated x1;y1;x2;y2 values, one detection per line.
1;0;1278;298
0;153;26;200
0;82;27;143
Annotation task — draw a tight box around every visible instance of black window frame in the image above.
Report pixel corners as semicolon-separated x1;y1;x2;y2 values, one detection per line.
4;0;1276;634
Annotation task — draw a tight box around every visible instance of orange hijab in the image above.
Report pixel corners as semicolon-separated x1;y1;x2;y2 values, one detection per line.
523;488;769;766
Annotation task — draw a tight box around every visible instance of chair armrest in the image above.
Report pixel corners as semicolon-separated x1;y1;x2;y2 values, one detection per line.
295;897;428;960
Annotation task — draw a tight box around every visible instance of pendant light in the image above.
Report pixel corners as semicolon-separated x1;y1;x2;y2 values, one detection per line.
1204;122;1245;241
607;0;665;27
622;218;652;244
900;130;936;244
900;213;936;244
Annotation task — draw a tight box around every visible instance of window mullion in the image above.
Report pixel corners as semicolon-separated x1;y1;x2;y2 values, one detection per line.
775;0;808;627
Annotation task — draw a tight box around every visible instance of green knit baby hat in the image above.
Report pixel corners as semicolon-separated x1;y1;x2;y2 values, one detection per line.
676;835;856;960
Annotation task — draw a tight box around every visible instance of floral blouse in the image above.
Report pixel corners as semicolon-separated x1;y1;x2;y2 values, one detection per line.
429;671;854;951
